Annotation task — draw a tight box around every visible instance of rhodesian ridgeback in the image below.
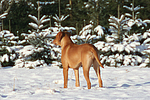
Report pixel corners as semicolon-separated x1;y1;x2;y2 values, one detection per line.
53;31;104;89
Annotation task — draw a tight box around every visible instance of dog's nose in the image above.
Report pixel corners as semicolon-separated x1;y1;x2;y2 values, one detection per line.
53;40;55;44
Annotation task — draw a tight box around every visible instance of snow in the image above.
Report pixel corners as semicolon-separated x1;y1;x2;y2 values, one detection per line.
139;63;147;68
143;31;150;39
0;66;150;100
94;25;104;36
28;14;50;31
28;15;38;24
143;38;150;44
134;6;143;11
143;19;150;23
123;5;133;11
53;14;69;22
0;13;8;19
123;4;143;12
111;44;124;52
38;1;55;5
127;19;135;27
0;54;9;62
79;24;93;36
41;19;50;24
29;22;38;29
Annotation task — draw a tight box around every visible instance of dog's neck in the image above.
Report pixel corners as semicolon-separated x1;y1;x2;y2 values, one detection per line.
61;34;74;49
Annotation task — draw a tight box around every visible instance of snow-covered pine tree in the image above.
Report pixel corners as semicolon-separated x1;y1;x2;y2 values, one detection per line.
0;0;13;31
123;3;150;34
94;33;143;67
108;14;130;43
0;2;18;67
84;0;108;26
140;29;150;67
23;0;51;47
0;12;8;38
14;2;55;68
71;21;105;44
27;14;50;47
53;14;69;30
0;30;19;67
98;12;144;67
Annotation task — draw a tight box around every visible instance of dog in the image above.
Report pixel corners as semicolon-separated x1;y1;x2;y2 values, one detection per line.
53;31;104;89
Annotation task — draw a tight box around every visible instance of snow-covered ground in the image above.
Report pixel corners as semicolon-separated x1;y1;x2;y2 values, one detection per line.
0;65;150;100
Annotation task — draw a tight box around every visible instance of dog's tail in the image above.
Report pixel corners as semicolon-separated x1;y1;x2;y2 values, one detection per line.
91;47;104;68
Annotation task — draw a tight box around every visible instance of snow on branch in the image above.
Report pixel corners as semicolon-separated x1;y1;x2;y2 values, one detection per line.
94;25;104;36
28;14;50;32
0;12;8;19
37;1;55;5
108;14;130;42
123;4;144;12
28;15;39;25
79;24;93;36
53;14;69;28
53;14;69;22
29;22;38;29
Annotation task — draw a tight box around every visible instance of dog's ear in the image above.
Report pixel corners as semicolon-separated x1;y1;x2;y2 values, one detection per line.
63;31;71;37
58;32;65;42
66;32;71;37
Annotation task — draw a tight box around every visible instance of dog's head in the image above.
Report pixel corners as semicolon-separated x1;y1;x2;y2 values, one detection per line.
53;32;64;46
53;31;70;46
53;31;72;46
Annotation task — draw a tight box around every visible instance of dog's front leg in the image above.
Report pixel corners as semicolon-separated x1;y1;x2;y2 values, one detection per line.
74;69;80;87
63;68;68;88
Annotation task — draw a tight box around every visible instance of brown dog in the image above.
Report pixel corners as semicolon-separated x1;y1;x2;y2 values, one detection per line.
53;31;104;89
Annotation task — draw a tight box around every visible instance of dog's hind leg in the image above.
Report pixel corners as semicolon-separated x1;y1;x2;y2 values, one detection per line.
83;66;91;89
82;58;93;89
93;59;103;87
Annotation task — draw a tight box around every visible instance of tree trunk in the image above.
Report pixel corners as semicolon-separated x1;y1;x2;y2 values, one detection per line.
118;4;120;19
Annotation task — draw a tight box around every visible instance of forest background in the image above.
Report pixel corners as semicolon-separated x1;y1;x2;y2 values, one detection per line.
1;0;150;68
1;0;150;36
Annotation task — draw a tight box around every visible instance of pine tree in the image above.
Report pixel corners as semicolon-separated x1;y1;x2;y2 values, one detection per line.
84;0;109;27
61;0;89;34
4;1;32;35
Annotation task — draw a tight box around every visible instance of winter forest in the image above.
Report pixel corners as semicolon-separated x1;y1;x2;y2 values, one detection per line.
1;0;150;99
0;0;150;68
